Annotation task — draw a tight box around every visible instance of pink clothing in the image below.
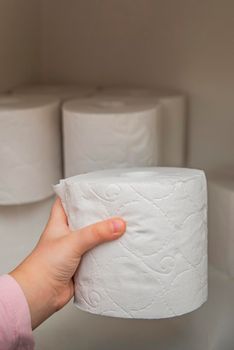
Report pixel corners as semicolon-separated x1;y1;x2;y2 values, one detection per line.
0;275;34;350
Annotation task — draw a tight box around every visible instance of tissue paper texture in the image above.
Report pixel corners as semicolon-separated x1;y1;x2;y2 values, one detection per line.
63;97;162;177
98;88;186;167
208;177;234;277
55;167;208;319
13;84;96;101
0;95;62;205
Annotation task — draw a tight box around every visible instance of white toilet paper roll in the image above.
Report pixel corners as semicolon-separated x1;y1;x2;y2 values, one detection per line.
98;87;186;167
55;167;208;319
63;97;162;177
12;84;96;101
0;95;62;205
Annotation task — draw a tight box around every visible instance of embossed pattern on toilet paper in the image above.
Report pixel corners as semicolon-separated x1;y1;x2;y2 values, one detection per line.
55;168;208;319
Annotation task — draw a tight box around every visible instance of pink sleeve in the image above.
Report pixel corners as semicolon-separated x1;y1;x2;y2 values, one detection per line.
0;274;34;350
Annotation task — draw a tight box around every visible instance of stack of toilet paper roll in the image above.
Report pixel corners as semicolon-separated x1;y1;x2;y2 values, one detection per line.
55;167;208;319
62;88;186;177
0;91;62;274
2;85;186;204
0;95;62;205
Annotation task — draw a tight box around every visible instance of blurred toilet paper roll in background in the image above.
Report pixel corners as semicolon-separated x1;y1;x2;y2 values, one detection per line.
98;87;186;167
63;97;162;177
0;95;62;205
55;167;208;319
12;84;97;102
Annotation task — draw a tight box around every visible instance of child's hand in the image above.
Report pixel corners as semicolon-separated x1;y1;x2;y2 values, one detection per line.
10;198;126;329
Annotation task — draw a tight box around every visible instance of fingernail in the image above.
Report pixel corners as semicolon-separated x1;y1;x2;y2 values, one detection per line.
112;219;125;234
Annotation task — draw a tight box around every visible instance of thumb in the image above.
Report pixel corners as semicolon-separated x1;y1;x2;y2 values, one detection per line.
70;218;126;256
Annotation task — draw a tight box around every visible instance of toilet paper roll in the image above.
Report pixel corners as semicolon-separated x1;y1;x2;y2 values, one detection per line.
55;167;208;319
98;87;186;167
12;84;96;102
0;95;62;205
63;97;162;177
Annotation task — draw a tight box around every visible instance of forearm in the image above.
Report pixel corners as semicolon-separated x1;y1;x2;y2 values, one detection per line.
0;274;35;349
10;252;59;330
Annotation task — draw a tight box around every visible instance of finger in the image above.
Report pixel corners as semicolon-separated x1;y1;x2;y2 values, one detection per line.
70;217;126;256
47;197;68;228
